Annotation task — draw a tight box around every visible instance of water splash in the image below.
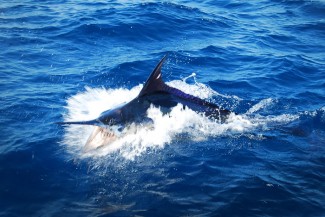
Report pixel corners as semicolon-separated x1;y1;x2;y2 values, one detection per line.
61;80;299;160
246;98;276;114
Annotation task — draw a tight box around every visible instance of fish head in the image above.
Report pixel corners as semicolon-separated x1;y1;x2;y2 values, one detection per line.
98;108;123;126
97;102;128;128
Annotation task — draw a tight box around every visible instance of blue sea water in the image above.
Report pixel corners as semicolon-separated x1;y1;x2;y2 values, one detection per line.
1;0;325;216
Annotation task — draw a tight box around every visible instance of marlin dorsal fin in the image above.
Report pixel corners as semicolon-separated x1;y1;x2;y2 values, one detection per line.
138;55;167;97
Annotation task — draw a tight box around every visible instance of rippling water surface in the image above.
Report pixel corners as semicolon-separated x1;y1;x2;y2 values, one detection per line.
1;1;325;216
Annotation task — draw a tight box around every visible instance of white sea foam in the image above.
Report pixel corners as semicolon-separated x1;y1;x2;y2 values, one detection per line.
61;80;299;160
246;98;275;114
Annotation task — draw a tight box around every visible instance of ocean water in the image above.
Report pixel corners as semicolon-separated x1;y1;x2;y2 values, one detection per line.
1;0;325;216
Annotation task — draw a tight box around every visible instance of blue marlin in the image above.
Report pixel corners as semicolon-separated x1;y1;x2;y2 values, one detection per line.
58;56;232;149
